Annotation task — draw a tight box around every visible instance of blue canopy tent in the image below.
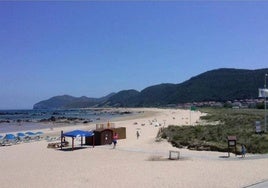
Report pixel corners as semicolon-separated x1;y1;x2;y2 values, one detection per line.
61;130;94;150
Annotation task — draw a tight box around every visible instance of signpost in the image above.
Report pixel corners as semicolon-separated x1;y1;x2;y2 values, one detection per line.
190;106;196;126
227;136;237;157
255;121;261;134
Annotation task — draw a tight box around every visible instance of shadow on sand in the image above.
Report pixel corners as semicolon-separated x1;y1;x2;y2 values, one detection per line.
219;155;230;159
57;146;94;152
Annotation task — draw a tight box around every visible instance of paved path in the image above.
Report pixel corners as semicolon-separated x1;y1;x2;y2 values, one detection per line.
97;145;268;161
98;145;268;187
243;179;268;188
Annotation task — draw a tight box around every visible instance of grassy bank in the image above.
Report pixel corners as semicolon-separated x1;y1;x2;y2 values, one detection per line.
160;108;268;154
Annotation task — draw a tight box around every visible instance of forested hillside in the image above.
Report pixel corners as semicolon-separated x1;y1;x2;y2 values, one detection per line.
33;68;268;109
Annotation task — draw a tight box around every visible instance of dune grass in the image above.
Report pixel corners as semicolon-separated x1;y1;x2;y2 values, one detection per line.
161;108;268;154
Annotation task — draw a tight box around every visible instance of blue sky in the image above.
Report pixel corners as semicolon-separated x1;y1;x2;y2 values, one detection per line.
0;1;268;109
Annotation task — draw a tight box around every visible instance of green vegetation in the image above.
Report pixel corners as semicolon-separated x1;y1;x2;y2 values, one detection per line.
160;108;268;154
34;68;268;109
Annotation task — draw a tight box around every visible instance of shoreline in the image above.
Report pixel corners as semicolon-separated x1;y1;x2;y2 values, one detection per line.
0;108;152;134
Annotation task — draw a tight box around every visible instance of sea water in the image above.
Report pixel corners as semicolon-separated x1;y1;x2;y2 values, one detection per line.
0;108;132;134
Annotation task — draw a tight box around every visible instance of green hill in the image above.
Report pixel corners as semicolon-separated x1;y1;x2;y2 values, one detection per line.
171;68;266;103
33;93;115;109
33;68;268;109
104;68;268;107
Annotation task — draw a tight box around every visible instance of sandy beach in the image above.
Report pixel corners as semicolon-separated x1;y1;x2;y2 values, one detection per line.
1;108;268;188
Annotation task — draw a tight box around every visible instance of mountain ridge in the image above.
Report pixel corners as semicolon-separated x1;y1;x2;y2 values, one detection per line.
33;68;268;109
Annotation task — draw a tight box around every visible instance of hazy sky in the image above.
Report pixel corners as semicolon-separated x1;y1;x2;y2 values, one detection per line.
1;1;268;109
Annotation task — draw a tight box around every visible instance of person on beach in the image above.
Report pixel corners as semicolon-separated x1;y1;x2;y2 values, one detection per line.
136;130;140;139
113;133;118;149
241;144;246;158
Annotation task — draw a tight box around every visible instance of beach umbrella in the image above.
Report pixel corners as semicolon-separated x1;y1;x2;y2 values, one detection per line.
25;131;35;136
3;134;18;145
17;132;26;137
35;131;44;135
34;131;43;140
17;132;26;140
4;134;16;140
25;132;36;140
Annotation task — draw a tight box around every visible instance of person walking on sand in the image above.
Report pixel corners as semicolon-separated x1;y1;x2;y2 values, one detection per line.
112;133;118;149
241;144;246;158
136;130;140;139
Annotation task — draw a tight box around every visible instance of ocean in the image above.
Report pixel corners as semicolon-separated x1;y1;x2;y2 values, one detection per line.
0;108;133;134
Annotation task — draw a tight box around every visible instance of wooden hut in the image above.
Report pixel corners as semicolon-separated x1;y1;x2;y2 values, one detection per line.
85;126;126;146
85;129;113;146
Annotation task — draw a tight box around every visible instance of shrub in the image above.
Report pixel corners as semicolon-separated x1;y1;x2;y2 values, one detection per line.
161;108;268;154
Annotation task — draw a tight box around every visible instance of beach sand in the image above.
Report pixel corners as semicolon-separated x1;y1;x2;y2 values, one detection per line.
0;108;268;188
